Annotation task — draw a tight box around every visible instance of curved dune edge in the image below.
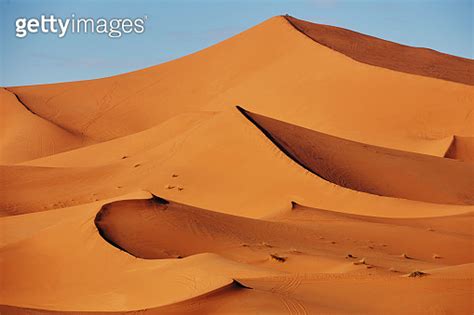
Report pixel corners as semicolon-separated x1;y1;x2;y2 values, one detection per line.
237;106;474;205
2;273;473;315
95;195;473;265
2;193;472;312
19;111;216;167
284;15;474;85
94;194;331;259
0;88;91;164
0;192;282;312
289;201;474;237
2;108;473;219
5;16;472;163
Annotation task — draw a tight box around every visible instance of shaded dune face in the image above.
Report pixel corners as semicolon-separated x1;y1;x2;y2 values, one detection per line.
94;195;317;259
285;15;474;85
238;107;474;205
94;196;242;259
444;136;474;162
94;195;473;264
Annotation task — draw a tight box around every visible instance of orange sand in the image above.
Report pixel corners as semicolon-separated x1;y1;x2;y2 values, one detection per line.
1;15;473;314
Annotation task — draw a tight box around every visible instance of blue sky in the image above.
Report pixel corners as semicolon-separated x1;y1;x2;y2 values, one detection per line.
1;0;472;86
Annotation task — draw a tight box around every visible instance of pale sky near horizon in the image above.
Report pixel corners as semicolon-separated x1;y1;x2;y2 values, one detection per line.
1;0;472;86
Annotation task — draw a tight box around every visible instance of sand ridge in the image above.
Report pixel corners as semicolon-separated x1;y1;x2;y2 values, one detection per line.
239;106;474;205
4;16;473;161
285;15;474;85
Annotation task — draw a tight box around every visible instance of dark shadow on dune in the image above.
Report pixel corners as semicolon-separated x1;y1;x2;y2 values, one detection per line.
92;194;343;260
238;106;474;205
93;194;286;259
92;192;473;277
284;15;474;85
444;136;474;162
94;205;134;256
94;195;169;258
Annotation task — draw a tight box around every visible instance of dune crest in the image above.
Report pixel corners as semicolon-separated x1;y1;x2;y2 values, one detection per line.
0;88;90;164
4;16;472;164
285;15;474;85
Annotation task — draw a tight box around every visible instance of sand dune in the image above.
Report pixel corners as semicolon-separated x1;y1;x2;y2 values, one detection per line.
95;194;473;267
2;274;473;315
5;16;473;162
2;108;472;219
19;111;215;167
94;195;312;259
285;15;474;85
0;88;90;164
0;193;280;311
239;107;474;205
1;14;473;314
2;193;472;313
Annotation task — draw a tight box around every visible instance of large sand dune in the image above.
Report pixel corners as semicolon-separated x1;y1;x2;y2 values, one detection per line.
5;16;473;161
1;15;473;314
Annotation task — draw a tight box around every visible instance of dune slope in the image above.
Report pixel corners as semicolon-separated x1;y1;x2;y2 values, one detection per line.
285;15;474;85
95;195;474;266
0;88;90;164
2;274;473;315
0;193;280;311
3;108;472;219
239;107;474;205
4;16;472;163
4;192;468;312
